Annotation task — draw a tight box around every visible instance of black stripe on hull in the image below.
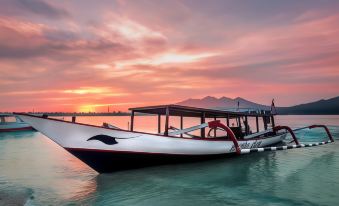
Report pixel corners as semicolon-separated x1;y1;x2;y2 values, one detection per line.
66;148;237;173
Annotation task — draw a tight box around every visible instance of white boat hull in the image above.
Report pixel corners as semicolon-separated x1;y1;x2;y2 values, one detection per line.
0;122;33;132
17;114;286;173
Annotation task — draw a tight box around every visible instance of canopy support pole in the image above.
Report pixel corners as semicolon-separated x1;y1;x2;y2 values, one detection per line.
180;115;183;137
271;115;275;128
245;116;249;135
201;112;206;138
158;114;161;133
164;106;169;136
130;111;134;131
226;114;230;126
263;116;268;130
214;117;217;137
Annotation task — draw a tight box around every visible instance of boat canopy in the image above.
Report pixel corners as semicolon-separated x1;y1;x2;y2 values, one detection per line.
129;104;275;137
129;104;273;118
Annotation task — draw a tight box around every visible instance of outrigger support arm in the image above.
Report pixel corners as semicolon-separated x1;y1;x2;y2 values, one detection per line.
167;126;197;138
208;120;241;154
274;125;300;145
241;124;334;155
309;125;334;142
167;120;241;154
166;123;208;136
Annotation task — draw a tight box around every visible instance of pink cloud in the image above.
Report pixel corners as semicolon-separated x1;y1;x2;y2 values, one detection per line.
0;1;339;112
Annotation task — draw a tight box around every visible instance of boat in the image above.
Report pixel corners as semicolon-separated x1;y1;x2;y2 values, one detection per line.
0;114;34;132
15;105;334;173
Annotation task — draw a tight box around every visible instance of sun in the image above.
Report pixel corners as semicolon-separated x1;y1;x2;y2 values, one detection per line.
78;105;95;113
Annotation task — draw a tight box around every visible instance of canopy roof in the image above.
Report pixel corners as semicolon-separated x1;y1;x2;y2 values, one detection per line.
129;104;273;118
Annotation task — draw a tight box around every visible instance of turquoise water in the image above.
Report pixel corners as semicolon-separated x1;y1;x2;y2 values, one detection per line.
0;115;339;205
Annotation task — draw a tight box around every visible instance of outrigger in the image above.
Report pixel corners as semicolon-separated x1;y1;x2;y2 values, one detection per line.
15;104;334;173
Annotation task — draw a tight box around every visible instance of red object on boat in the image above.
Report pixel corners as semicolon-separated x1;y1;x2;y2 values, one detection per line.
274;125;300;145
309;125;334;142
208;120;241;154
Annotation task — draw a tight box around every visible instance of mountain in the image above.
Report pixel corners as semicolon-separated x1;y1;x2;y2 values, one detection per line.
176;96;270;110
277;96;339;115
176;96;339;114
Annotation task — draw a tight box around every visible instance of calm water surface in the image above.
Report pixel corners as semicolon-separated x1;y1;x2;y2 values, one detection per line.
0;115;339;205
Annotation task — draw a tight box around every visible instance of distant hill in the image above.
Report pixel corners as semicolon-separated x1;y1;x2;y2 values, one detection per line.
277;96;339;115
177;96;270;110
176;96;339;115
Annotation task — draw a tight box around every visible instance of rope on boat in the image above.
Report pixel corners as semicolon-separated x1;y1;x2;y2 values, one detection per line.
240;140;334;154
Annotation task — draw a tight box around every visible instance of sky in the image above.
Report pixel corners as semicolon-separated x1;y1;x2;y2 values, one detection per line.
0;0;339;112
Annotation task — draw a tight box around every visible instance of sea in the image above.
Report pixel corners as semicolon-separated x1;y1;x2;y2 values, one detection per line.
1;115;339;206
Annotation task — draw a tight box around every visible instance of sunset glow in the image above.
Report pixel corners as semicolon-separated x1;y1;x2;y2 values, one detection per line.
63;87;110;95
0;0;339;112
115;52;219;68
